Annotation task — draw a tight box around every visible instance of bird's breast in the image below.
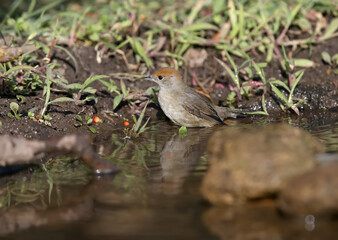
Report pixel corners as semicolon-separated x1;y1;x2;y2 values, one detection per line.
157;90;215;127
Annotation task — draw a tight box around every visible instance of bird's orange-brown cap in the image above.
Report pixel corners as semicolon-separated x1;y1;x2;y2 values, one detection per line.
152;67;182;80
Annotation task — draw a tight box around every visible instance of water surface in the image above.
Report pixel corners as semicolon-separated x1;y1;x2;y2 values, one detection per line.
1;111;337;240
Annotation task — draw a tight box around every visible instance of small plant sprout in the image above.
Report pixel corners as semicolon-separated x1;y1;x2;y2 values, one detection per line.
8;102;22;120
179;126;188;137
39;66;74;120
269;70;305;115
74;115;97;134
322;51;338;74
100;78;130;110
113;79;128;110
55;74;109;105
123;101;150;139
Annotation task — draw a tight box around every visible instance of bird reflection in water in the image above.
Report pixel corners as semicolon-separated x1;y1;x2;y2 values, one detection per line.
157;127;215;195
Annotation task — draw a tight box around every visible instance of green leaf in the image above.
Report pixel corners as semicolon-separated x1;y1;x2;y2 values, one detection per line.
228;0;237;37
82;86;97;94
85;115;92;124
74;121;82;127
138;117;150;134
28;112;35;118
48;97;75;105
64;83;83;90
88;126;97;134
113;94;123;110
287;3;302;28
121;79;128;97
269;79;290;92
43;114;51;120
261;94;268;115
10;102;19;113
180;22;218;32
179;126;188;137
83;75;108;89
23;0;63;19
252;61;267;84
129;37;153;67
212;0;226;24
289;70;304;103
270;83;288;104
321;18;338;41
215;57;239;88
16;95;25;103
332;54;338;65
186;0;204;24
75;115;83;122
134;102;148;133
290;104;300;115
293;58;315;68
321;51;332;65
224;50;237;72
100;79;119;94
4;65;38;75
295;17;312;33
84;95;98;103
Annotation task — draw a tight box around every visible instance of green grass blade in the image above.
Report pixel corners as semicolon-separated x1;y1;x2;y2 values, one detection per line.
7;0;24;19
83;75;108;89
54;45;79;75
138;117;150;134
321;18;338;41
270;82;288;104
113;94;123;110
24;0;65;19
131;37;153;67
215;57;239;88
224;50;238;73
186;1;204;24
269;79;290;92
252;61;267;84
120;79;127;97
4;65;38;75
287;3;302;28
180;23;218;32
48;97;75;105
134;102;148;133
288;70;304;103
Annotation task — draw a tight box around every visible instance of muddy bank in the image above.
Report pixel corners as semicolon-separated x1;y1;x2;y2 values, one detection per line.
0;37;337;139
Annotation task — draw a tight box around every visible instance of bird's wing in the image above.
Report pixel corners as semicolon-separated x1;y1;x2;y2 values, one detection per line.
180;91;225;125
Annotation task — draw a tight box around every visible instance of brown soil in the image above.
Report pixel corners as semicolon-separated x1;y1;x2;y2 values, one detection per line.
0;38;337;139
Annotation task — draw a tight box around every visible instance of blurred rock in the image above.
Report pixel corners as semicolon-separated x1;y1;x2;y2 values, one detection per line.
201;123;325;205
278;161;338;216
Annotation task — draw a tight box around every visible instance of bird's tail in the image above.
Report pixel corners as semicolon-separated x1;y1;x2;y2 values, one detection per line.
214;106;249;120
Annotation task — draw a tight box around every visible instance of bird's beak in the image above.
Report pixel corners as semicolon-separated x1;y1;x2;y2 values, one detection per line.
144;76;155;81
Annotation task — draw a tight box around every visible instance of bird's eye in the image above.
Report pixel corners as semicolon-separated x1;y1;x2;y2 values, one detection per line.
158;75;163;80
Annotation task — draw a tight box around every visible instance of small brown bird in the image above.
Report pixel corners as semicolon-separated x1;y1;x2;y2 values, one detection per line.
146;67;246;127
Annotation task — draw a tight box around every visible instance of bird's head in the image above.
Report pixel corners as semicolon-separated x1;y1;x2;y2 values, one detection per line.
145;68;185;89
